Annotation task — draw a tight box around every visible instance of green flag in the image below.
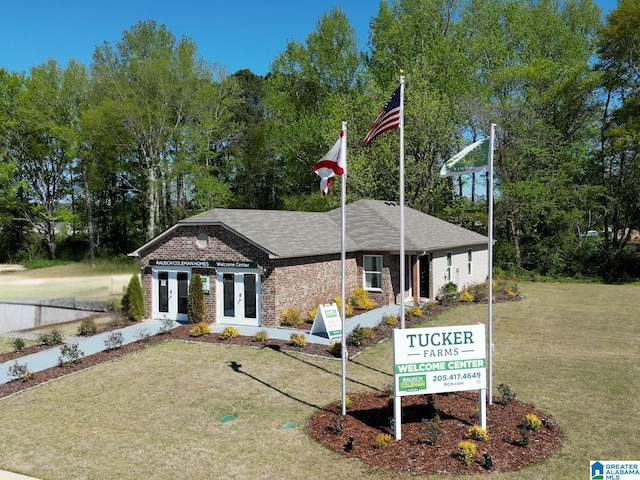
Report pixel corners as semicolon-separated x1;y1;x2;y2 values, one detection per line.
440;138;490;177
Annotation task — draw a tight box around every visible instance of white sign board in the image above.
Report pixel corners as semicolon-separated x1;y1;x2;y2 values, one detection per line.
393;324;486;396
201;276;210;294
310;303;342;340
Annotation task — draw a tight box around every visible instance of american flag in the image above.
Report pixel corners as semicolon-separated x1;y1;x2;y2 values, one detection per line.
363;85;402;145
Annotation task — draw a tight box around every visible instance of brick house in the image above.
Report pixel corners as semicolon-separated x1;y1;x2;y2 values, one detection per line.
129;199;488;327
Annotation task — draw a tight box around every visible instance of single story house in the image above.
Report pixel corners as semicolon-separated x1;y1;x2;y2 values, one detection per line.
129;199;489;327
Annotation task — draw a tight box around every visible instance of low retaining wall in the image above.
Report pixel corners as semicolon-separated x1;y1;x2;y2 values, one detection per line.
0;302;104;333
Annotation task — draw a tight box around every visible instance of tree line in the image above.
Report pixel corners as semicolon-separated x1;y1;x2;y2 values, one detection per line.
1;0;639;281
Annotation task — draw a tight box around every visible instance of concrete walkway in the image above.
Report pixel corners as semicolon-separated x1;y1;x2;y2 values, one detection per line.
0;304;400;480
0;304;401;385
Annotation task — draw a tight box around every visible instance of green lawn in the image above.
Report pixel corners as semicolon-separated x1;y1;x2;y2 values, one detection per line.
0;281;638;479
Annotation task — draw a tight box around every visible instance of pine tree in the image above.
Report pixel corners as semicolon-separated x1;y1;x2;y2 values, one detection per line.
123;274;145;321
187;273;205;324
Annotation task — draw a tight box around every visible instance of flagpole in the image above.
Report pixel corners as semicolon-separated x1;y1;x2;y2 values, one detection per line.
399;73;406;329
487;123;495;405
340;121;348;415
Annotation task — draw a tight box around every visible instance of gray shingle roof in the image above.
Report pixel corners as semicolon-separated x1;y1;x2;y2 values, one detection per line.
131;199;488;259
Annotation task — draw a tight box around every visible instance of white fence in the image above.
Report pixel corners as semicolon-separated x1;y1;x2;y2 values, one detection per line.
0;302;104;333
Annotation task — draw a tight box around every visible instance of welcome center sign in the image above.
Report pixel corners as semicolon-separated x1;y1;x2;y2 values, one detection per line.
393;324;486;396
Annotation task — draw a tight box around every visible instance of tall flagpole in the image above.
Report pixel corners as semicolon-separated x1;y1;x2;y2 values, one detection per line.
340;121;348;415
487;123;495;405
399;73;406;329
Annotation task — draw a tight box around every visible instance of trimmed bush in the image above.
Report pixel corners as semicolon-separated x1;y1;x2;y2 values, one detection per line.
382;314;399;326
280;307;303;327
77;318;97;336
346;325;366;346
350;287;374;310
438;282;459;305
328;341;342;357
289;332;307;347
58;343;84;367
219;326;239;340
189;321;211;337
122;274;144;321
39;330;63;346
333;297;353;317
187;274;205;324
406;305;423;317
104;332;124;351
457;440;476;467
524;413;542;432
12;338;26;352
253;329;269;342
466;424;489;441
374;433;392;449
8;362;33;382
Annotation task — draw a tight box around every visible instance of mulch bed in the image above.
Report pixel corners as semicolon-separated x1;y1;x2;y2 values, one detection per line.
0;296;563;475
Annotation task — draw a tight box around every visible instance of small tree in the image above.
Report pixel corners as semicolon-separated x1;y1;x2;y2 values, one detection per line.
123;274;145;321
187;273;205;324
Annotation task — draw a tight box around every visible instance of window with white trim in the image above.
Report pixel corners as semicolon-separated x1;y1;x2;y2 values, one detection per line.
446;252;452;282
363;255;382;290
467;249;472;276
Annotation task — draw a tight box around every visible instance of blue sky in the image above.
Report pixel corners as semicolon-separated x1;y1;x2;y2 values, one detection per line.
0;0;619;76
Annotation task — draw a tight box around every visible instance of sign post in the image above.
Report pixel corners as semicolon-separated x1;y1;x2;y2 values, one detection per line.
392;324;486;439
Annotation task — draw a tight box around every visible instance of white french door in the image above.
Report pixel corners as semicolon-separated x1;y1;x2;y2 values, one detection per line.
153;269;190;322
216;269;260;326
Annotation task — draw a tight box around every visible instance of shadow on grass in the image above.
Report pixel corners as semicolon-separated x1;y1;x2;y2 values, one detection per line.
227;360;331;412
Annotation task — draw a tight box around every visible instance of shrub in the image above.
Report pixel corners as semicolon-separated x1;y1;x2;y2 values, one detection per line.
308;308;317;322
498;383;516;404
104;332;124;351
382;314;399;326
253;329;269;342
466;424;489;441
459;290;474;302
457;440;477;467
328;341;342;357
77;318;97;336
332;297;353;317
39;329;63;346
8;362;33;382
374;433;392;449
122;274;144;321
350;287;374;310
405;305;423;317
279;307;303;327
219;326;239;340
523;413;541;432
58;343;84;367
362;327;374;340
12;338;26;352
187;274;205;324
438;282;459;305
420;417;439;445
519;425;531;446
345;396;353;409
346;325;366;346
158;318;174;334
189;321;211;337
289;332;307;347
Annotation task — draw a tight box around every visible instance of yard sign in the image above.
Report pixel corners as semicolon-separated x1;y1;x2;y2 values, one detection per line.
392;324;486;439
310;303;342;340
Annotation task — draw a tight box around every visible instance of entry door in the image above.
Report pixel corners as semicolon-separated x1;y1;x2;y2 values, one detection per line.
217;271;259;326
155;270;189;322
419;255;431;299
